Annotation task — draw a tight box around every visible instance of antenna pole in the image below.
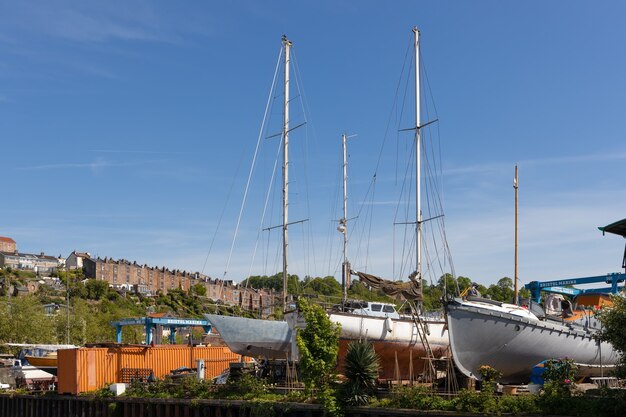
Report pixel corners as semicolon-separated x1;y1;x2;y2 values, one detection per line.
413;27;422;286
341;133;350;303
514;165;519;305
282;35;292;311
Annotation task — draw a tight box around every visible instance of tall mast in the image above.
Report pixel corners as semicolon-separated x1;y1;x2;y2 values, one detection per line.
413;27;422;284
282;35;292;311
514;165;519;305
340;133;350;303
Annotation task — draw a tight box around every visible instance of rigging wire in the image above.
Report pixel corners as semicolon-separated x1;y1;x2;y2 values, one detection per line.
243;118;283;302
325;145;343;277
220;45;283;298
292;50;316;281
200;147;245;276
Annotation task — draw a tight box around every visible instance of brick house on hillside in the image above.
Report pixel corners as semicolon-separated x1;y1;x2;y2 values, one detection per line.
79;254;275;314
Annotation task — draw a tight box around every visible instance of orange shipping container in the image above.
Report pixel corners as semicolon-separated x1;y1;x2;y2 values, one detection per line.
58;346;247;394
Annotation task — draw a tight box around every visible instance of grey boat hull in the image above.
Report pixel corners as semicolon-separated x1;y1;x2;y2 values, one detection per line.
445;299;618;384
204;315;293;359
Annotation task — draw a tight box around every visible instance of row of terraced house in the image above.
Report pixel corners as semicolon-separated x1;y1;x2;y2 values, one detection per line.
67;252;275;312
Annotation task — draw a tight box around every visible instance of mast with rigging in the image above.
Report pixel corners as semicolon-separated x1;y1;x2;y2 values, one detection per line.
514;165;519;305
413;27;423;295
281;35;292;311
339;133;351;303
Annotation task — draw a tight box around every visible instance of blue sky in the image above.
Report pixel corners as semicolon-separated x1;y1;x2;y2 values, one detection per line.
1;1;625;288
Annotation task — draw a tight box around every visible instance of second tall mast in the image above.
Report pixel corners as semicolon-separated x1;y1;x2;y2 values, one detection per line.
282;35;292;311
414;27;422;283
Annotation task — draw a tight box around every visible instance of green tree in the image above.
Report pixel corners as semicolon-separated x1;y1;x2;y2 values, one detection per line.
485;277;515;302
0;296;56;344
303;276;342;297
241;273;301;295
296;297;342;416
296;297;341;389
598;295;626;377
437;274;472;297
422;282;444;310
190;283;207;297
85;279;109;300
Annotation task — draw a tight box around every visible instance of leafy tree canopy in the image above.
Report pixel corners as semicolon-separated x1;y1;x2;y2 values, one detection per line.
598;295;626;377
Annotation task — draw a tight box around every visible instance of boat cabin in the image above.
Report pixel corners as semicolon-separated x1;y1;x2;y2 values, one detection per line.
337;300;400;319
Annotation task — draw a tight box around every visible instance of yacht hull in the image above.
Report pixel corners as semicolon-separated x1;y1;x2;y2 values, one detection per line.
204;315;294;359
445;300;618;384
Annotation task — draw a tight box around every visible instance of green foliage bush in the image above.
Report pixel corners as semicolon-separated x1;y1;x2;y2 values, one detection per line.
597;295;626;378
125;377;213;399
213;374;271;400
542;357;578;397
296;298;340;391
387;385;543;415
387;386;450;410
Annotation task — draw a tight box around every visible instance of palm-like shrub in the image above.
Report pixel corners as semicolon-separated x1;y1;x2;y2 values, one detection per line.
342;340;380;405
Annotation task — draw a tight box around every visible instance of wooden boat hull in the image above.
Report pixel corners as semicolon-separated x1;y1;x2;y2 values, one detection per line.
337;338;449;380
24;355;57;368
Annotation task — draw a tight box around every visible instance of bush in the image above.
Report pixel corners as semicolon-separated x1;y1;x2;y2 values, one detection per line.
213;374;269;400
498;393;539;414
477;364;502;394
387;386;453;411
125;377;213;399
452;389;496;414
543;358;578;397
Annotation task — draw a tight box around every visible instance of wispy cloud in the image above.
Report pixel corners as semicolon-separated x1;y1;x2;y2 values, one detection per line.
18;160;110;171
8;2;181;44
16;158;167;172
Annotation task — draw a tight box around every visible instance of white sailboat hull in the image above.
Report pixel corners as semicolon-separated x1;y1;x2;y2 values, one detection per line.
446;299;618;384
330;312;448;346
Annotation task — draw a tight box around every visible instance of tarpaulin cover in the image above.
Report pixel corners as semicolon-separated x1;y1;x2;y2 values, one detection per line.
352;270;422;300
